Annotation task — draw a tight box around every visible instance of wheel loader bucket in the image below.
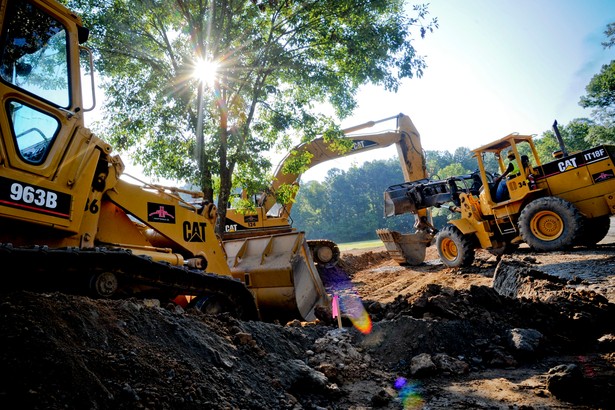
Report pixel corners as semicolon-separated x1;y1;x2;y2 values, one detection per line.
376;228;434;265
224;231;329;322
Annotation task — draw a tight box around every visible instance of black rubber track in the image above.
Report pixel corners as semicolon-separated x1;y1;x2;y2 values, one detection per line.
0;243;259;321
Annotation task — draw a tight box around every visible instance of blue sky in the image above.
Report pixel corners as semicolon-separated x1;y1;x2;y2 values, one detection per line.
301;0;615;181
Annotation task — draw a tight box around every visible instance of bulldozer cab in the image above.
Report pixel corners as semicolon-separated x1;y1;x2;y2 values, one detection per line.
0;0;102;238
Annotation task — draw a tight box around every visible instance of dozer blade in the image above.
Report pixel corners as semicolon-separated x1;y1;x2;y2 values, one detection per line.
223;231;329;322
376;228;434;265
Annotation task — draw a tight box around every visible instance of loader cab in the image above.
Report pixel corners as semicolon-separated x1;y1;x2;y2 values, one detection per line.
472;134;542;216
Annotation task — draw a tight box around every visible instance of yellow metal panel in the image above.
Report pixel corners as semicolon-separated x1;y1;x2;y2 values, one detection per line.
106;179;232;276
547;169;591;194
450;218;476;234
449;218;493;249
605;193;615;214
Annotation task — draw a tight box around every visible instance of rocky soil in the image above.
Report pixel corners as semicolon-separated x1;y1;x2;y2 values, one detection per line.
1;223;614;409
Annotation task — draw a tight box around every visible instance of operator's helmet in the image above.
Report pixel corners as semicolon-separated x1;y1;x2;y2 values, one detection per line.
507;150;515;160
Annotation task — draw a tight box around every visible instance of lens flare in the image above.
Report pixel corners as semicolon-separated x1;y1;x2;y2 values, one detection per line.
339;293;372;334
394;377;424;409
322;265;372;334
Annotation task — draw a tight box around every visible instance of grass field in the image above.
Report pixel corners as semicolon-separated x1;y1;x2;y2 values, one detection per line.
337;239;384;251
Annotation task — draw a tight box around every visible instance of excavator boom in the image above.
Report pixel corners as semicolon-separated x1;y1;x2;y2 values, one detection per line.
224;113;434;265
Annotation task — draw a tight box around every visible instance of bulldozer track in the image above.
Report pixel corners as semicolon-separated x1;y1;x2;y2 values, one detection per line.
0;243;259;321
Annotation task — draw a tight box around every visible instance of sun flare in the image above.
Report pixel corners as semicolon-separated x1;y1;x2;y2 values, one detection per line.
193;58;219;86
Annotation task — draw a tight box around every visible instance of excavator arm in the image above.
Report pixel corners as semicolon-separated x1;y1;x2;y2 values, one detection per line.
223;113;433;266
224;113;428;234
262;113;428;215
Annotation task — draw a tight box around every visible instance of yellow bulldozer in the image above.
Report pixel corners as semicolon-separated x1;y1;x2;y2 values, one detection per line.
381;124;615;268
0;0;333;322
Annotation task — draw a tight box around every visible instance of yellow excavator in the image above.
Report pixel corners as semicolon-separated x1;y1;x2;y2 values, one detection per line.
224;113;435;266
0;0;332;323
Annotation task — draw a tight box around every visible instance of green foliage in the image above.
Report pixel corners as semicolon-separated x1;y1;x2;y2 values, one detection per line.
280;151;315;179
67;0;437;233
586;123;615;145
577;22;615;127
292;158;427;243
425;150;453;178
579;61;615;122
602;22;615;49
274;183;300;209
438;163;469;178
452;147;478;173
534;119;595;163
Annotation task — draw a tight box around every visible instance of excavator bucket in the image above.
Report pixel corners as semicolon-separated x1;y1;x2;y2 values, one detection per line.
376;228;434;265
223;232;329;322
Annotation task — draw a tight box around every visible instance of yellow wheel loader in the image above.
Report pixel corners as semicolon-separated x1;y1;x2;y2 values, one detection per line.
224;113;436;266
383;126;615;268
0;0;329;322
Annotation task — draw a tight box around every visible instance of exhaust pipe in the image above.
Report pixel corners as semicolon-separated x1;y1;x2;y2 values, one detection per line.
552;120;568;157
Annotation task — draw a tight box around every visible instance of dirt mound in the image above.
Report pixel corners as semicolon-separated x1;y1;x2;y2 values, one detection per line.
1;244;615;409
338;250;391;276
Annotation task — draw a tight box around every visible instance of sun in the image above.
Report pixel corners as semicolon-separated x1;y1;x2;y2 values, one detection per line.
193;58;219;86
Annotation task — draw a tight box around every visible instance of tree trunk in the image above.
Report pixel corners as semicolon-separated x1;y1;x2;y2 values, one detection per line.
216;166;231;237
215;82;229;237
200;168;214;204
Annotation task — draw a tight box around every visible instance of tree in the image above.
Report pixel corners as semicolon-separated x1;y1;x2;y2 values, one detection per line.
67;0;437;234
439;163;468;178
579;61;615;123
292;159;420;243
534;119;594;163
578;21;615;126
532;21;615;159
585;123;615;145
425;150;453;178
601;22;615;49
452;147;477;172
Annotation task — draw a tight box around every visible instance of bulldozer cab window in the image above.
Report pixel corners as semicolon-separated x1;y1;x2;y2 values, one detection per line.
7;100;60;164
0;1;70;108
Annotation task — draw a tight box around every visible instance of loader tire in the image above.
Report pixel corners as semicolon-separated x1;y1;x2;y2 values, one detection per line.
436;225;475;268
518;197;583;251
576;215;611;246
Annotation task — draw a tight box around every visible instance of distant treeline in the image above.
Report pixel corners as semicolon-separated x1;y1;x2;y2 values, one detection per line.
290;158;434;243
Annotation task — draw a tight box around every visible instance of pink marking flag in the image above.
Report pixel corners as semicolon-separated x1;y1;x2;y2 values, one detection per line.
332;294;340;318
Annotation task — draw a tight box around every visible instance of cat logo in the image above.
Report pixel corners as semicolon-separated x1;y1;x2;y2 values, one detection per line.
557;158;578;172
183;221;206;242
351;139;377;152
